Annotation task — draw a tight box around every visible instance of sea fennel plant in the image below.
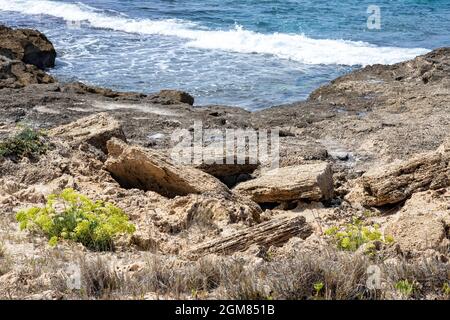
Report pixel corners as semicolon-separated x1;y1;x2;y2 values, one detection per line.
16;188;135;251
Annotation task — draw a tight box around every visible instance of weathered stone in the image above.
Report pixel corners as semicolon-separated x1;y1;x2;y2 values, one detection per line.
105;138;230;198
346;139;450;206
187;214;312;257
385;214;446;253
234;163;334;203
0;25;56;69
167;192;261;228
154;90;195;105
61;82;146;99
49;113;126;152
0;56;54;88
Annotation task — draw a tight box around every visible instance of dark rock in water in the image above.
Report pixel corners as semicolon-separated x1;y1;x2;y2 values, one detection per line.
0;25;56;69
154;90;195;105
0;56;55;88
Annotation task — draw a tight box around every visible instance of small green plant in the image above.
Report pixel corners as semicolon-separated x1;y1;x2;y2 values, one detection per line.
325;218;391;252
16;188;135;251
313;282;325;297
442;282;450;296
363;210;378;218
0;242;4;258
0;126;49;161
395;280;415;298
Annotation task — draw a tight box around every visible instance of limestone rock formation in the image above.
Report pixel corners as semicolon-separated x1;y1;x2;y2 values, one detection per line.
382;187;450;254
346;139;450;207
0;56;54;88
234;162;334;203
0;25;56;69
160;192;262;232
187;214;312;257
105;138;230;198
49;113;126;152
385;214;447;253
153;90;195;105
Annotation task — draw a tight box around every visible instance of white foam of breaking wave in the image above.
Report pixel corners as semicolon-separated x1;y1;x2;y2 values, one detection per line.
0;0;430;66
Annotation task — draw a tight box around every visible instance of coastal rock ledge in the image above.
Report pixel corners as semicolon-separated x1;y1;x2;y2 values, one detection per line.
0;26;449;300
0;25;56;69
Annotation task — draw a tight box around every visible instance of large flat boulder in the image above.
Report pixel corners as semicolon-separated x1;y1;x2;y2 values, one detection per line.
234;162;334;203
346;139;450;207
49;113;126;152
0;25;56;69
105;138;230;198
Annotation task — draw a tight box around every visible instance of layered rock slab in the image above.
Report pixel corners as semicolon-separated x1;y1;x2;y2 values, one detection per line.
347;139;450;207
234;162;334;203
105;138;230;198
187;214;312;257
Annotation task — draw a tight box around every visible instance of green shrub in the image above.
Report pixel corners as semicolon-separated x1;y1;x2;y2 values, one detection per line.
325;218;393;252
313;282;324;297
16;188;135;251
395;280;415;298
442;282;450;296
0;126;49;161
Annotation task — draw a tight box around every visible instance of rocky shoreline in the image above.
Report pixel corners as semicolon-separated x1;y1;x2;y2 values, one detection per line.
0;25;449;300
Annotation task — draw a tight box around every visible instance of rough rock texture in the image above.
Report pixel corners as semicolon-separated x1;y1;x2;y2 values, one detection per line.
257;48;450;171
1;26;449;300
382;187;450;254
347;139;450;206
0;25;56;69
49;113;126;152
234;163;334;203
0;56;55;88
187;214;312;257
105;138;230;198
153;90;195;105
397;188;450;222
385;214;447;253
61;82;146;100
165;192;261;229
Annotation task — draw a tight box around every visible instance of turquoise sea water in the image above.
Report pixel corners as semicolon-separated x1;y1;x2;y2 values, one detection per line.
0;0;449;109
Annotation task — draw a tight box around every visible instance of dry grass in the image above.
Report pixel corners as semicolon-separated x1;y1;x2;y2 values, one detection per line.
0;242;13;276
53;249;449;300
1;239;448;300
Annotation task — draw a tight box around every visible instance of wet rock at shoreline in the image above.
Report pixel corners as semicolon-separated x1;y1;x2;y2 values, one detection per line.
152;90;195;106
0;25;56;69
0;56;55;88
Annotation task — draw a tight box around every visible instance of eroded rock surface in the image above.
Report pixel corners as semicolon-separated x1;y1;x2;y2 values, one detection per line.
105;138;230;198
0;25;56;69
347;139;450;206
0;56;55;88
234;162;334;203
49;113;126;152
0;25;449;300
